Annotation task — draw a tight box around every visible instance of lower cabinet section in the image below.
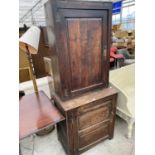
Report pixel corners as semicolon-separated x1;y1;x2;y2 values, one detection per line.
53;88;117;155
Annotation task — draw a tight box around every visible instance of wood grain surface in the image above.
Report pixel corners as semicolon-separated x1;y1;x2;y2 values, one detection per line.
53;87;118;154
44;0;112;100
53;87;117;111
68;18;102;90
19;91;64;139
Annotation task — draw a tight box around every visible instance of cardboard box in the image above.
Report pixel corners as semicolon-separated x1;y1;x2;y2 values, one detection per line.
115;42;127;48
112;43;118;47
112;24;121;32
115;30;128;38
132;40;135;46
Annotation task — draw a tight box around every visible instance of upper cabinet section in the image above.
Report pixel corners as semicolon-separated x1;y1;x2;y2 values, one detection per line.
45;0;112;100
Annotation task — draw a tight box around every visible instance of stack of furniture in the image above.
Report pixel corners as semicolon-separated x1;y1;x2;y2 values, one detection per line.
110;47;135;68
112;29;135;51
44;0;118;154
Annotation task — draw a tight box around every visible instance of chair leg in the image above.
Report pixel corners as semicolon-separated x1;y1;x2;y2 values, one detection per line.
19;143;22;155
32;134;35;155
127;118;134;138
114;59;117;69
117;58;125;68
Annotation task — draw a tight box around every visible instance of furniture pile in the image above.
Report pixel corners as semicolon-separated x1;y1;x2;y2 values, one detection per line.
111;27;135;68
112;25;135;51
110;47;135;68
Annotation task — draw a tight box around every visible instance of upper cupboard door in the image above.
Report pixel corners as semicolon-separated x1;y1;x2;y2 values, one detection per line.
57;9;110;95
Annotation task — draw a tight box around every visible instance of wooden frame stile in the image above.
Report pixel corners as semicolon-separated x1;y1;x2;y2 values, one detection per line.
109;94;117;139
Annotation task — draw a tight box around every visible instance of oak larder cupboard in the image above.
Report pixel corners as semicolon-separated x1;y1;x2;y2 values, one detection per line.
44;0;117;154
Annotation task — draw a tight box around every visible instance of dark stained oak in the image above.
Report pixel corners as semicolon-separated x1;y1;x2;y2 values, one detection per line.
19;91;64;139
68;18;102;90
53;87;117;112
44;0;112;100
53;87;118;155
44;1;116;154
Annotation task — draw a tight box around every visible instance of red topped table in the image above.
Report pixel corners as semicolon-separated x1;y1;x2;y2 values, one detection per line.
19;91;64;140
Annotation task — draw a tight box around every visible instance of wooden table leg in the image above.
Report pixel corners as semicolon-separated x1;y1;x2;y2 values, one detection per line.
19;143;22;155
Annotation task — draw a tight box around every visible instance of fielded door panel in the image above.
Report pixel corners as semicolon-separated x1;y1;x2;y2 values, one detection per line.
56;9;110;97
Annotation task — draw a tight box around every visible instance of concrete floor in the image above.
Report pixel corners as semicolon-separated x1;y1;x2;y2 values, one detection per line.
20;116;135;155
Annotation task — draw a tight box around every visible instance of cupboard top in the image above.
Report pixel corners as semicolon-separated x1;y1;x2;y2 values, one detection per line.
49;0;112;10
52;87;118;111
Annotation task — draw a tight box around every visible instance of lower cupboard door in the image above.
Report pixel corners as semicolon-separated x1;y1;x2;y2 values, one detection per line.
79;123;109;149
